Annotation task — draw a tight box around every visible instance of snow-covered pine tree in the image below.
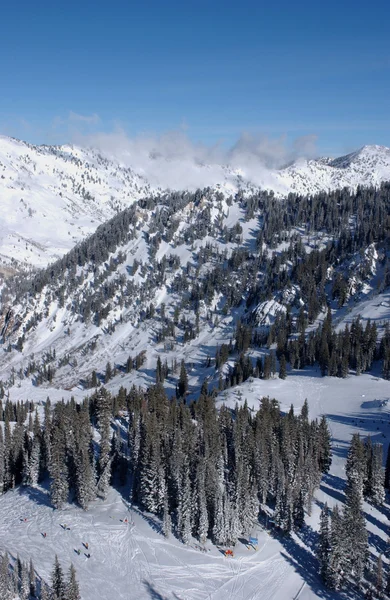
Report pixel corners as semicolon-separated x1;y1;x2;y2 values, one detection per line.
27;435;41;487
177;459;192;544
3;417;12;491
0;426;4;495
317;503;331;586
375;554;384;599
178;359;188;398
42;398;52;475
195;459;209;544
343;477;368;584
369;443;385;505
74;404;96;510
52;555;65;600
66;564;81;600
384;443;390;490
29;557;36;598
328;504;345;590
212;489;226;545
19;560;30;600
162;496;172;538
49;422;69;509
345;433;366;500
0;552;11;600
293;488;305;530
317;415;332;474
96;389;113;500
40;580;52;600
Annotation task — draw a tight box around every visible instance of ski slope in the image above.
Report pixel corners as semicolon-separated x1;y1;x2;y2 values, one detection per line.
1;370;389;600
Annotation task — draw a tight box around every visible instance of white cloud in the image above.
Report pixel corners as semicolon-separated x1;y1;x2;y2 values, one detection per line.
72;126;319;191
68;111;101;125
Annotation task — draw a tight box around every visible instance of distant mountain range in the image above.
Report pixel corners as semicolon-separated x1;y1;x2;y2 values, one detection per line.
0;135;389;270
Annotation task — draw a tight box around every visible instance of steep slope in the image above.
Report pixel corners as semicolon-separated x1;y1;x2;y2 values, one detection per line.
0;183;389;403
0;136;389;271
0;135;152;270
275;145;390;195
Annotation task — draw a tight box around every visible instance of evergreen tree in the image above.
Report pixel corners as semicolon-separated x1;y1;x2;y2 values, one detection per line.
317;503;331;586
29;557;36;598
66;564;81;600
178;360;188;398
52;555;65;600
96;389;112;500
328;504;345;590
385;443;390;490
375;554;384;599
49;420;69;509
317;415;332;474
278;354;287;379
19;560;30;600
343;479;368;584
162;497;172;538
345;433;366;499
27;435;41;486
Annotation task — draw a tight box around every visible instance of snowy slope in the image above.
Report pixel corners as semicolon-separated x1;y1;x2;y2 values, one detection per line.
0;136;152;269
0;136;389;270
276;145;390;196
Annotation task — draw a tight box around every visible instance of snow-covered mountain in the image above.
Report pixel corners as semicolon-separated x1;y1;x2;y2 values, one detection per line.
0;135;389;271
277;144;390;195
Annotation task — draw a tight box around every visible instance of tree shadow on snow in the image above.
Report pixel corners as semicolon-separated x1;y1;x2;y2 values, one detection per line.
17;485;52;508
326;412;390;446
143;580;168;599
278;531;356;600
132;506;164;536
323;473;345;492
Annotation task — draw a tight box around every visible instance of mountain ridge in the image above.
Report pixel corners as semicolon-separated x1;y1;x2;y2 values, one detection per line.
0;136;389;271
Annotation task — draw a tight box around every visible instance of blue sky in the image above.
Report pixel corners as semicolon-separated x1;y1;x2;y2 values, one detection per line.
0;0;389;156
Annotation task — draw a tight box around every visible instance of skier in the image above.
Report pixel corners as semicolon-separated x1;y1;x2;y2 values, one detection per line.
43;532;47;538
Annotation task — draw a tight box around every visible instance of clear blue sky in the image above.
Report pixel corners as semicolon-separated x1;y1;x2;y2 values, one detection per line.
0;0;389;155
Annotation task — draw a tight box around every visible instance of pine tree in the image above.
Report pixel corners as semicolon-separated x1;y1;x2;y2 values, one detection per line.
345;433;366;499
278;354;287;379
96;389;112;500
52;555;65;600
40;582;51;600
293;489;305;530
0;552;11;600
19;560;30;600
74;405;96;509
343;479;368;584
375;554;384;599
317;415;332;474
28;435;41;486
29;557;36;598
162;496;172;538
0;427;4;495
177;460;192;544
178;360;188;398
49;422;69;509
369;443;385;505
328;504;345;590
317;503;331;585
196;461;209;544
385;443;390;490
66;564;81;600
105;361;112;384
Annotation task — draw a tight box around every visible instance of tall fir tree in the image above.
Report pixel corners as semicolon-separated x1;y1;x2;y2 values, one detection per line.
317;503;331;585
